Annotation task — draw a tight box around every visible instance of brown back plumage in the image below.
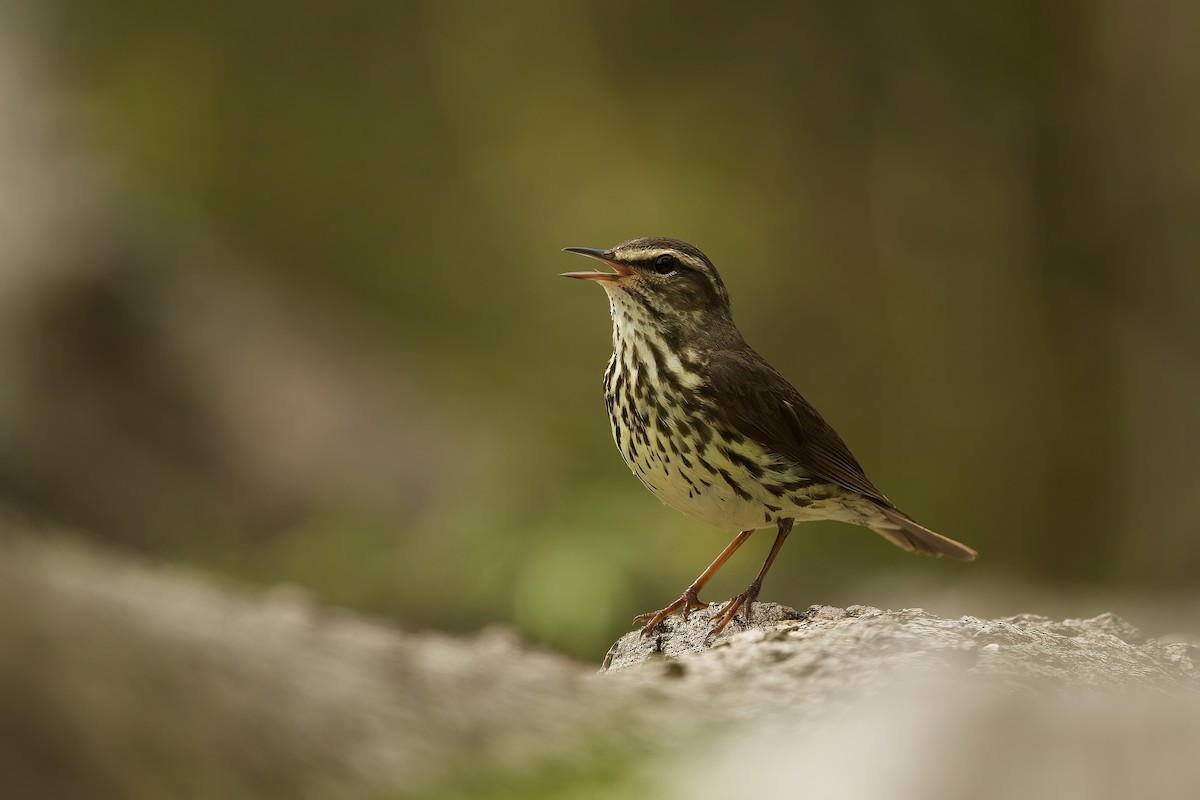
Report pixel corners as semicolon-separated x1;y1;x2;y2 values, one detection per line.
706;351;892;506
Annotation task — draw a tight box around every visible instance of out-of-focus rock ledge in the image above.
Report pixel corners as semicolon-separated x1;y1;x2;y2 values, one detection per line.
2;532;1198;800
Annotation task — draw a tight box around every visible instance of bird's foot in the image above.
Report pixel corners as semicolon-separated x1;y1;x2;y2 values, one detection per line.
708;580;763;638
634;587;709;636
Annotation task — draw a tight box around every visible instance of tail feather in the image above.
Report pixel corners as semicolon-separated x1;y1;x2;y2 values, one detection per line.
871;506;977;561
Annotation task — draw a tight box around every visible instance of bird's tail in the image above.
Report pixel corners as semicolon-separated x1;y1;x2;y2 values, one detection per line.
870;506;977;561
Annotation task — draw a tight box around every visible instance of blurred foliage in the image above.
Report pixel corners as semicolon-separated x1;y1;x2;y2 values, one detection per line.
4;0;1198;657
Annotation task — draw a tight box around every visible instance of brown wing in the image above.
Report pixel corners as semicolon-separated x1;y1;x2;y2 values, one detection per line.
706;350;894;508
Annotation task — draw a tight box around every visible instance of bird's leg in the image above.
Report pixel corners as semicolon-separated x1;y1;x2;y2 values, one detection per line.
709;519;794;637
634;530;753;636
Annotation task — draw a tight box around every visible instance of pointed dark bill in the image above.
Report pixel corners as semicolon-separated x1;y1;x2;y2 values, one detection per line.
561;247;634;280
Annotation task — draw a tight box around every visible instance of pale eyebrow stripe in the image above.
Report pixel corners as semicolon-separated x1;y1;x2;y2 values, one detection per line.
674;253;708;271
621;249;708;272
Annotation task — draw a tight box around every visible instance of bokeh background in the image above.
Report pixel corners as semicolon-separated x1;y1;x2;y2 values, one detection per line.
2;0;1198;659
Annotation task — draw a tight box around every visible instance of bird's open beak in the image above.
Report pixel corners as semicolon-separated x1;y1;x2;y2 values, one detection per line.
560;247;634;281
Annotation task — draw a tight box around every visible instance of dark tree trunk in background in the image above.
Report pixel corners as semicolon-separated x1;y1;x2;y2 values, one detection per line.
1027;1;1122;581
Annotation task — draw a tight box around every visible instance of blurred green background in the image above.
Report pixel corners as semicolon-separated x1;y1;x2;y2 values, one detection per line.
3;0;1198;659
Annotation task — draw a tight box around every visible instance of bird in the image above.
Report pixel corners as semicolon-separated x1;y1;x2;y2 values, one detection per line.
562;237;976;638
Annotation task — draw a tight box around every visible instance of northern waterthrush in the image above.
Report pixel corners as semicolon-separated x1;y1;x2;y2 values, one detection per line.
563;237;976;637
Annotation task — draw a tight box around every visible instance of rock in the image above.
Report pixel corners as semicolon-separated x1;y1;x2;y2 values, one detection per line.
2;531;1198;800
602;601;1197;717
605;601;1200;800
601;601;810;670
0;533;651;800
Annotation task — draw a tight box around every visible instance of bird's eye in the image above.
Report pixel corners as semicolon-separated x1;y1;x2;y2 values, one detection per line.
653;254;677;274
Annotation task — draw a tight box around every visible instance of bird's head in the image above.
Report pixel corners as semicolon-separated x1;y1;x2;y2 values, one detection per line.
561;237;732;326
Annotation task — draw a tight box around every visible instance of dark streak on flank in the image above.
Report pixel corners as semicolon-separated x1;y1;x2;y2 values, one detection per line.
717;468;753;501
720;446;763;480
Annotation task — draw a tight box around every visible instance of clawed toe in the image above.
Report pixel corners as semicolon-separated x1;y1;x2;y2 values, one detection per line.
634;588;709;636
707;583;762;638
707;596;746;638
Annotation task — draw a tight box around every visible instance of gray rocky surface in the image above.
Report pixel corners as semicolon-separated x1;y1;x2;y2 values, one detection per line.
604;602;1196;698
608;602;1200;800
2;531;1198;799
0;533;649;799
